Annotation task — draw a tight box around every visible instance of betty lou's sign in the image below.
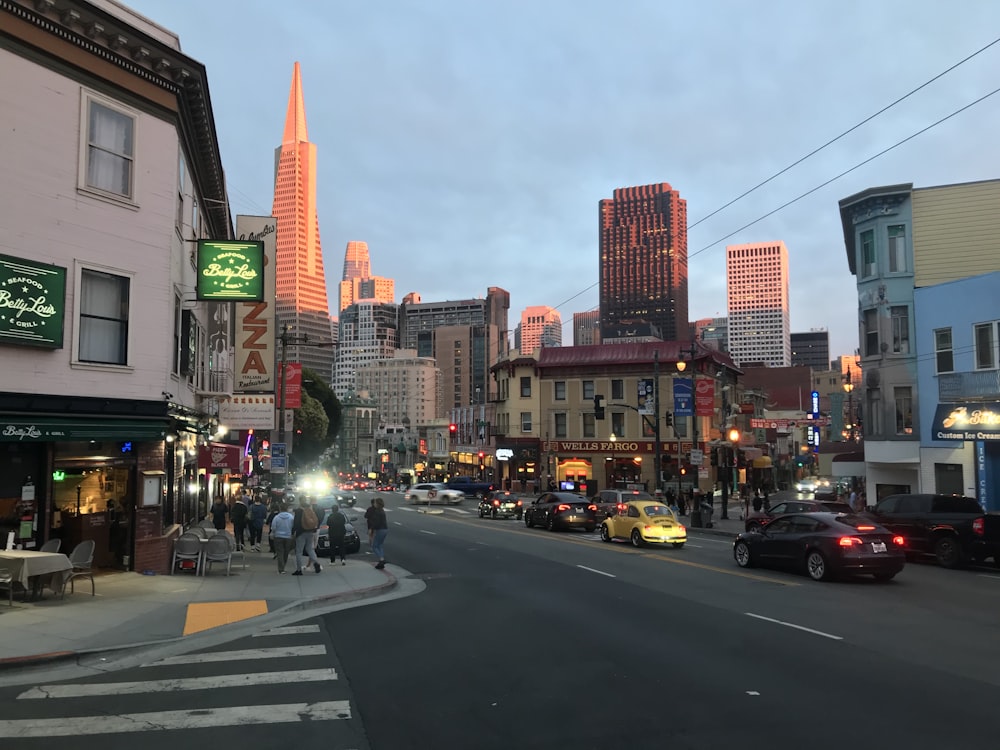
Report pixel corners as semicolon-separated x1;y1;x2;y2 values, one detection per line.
0;254;66;348
196;240;265;301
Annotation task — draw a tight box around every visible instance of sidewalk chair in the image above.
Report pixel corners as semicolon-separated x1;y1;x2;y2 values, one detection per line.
198;519;215;530
202;533;233;576
62;539;96;597
171;532;203;576
39;539;62;553
0;567;13;606
188;525;209;539
220;530;247;570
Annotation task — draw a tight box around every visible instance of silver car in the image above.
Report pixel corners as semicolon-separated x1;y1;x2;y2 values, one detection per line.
406;482;464;505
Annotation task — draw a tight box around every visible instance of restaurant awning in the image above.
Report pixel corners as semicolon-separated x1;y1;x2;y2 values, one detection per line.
0;416;167;442
752;456;773;468
198;442;242;472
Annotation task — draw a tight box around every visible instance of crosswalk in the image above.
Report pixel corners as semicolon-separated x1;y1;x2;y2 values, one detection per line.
0;623;359;743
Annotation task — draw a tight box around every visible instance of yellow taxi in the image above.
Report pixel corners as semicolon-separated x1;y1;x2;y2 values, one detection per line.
600;500;687;548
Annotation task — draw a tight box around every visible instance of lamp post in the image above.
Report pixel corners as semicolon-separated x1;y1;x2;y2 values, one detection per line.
676;340;701;524
609;432;617;489
844;366;856;442
727;426;741;519
652;350;662;496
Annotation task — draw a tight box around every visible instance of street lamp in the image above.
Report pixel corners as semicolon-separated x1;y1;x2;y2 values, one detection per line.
609;432;617;488
676;341;701;524
844;366;856;442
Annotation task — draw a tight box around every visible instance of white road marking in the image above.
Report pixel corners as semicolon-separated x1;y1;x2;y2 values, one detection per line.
746;691;761;696
446;507;471;514
744;612;842;641
0;701;351;737
393;521;403;526
142;644;325;667
977;574;1000;580
687;536;732;544
253;624;319;637
18;668;337;699
397;506;416;512
576;564;616;578
419;530;437;535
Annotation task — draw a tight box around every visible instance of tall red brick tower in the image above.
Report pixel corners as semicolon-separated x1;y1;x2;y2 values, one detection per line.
272;62;335;380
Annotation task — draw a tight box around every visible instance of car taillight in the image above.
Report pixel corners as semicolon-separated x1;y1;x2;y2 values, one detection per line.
588;504;598;512
892;535;905;546
493;499;500;506
838;536;863;547
617;503;626;512
973;517;985;536
516;500;522;506
856;525;876;531
556;504;570;512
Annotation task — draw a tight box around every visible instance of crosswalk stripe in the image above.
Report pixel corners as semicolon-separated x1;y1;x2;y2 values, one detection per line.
142;644;325;667
447;508;471;515
253;624;320;637
0;701;352;738
17;667;337;699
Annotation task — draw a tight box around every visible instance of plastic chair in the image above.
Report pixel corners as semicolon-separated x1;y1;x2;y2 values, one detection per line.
171;532;203;576
39;539;62;553
0;567;13;606
198;519;215;529
62;539;96;597
202;534;233;576
219;530;247;570
187;525;209;539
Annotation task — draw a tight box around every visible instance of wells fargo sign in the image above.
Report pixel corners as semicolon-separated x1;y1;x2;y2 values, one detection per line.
234;217;276;391
196;240;264;301
0;254;66;348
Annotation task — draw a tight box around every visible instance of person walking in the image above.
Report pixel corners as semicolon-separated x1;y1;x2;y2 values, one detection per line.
230;493;249;550
292;496;322;575
364;498;377;547
270;501;295;574
210;497;228;531
326;506;348;565
248;495;268;551
369;496;388;569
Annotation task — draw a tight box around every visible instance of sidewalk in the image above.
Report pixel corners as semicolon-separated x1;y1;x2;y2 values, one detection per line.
0;544;396;670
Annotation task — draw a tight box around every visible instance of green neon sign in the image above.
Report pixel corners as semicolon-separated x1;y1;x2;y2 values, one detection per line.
0;254;66;349
196;240;264;301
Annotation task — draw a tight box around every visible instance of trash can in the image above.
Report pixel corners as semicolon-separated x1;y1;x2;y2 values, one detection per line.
700;499;714;528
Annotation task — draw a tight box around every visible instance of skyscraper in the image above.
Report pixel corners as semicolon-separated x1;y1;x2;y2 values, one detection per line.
599;183;688;342
272;62;335;380
726;241;791;367
790;330;830;370
515;305;562;353
338;241;395;312
572;310;601;346
342;240;371;281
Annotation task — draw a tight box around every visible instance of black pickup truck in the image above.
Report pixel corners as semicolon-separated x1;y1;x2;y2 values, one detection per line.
865;493;1000;569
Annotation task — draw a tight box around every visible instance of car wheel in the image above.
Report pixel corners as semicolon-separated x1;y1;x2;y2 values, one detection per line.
734;540;753;567
805;550;830;581
491;508;498;520
873;572;896;582
934;536;963;569
478;507;485;518
600;525;612;543
747;522;761;533
546;515;556;532
630;529;644;548
525;513;534;528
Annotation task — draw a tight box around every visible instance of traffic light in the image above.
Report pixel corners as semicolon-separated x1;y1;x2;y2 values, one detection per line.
679;466;687;476
594;395;605;420
664;412;673;427
478;451;485;460
449;423;457;439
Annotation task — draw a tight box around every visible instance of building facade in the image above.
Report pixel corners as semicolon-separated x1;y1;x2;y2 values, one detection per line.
695;316;729;352
272;63;335;381
726;241;790;367
573;310;601;346
515;305;562;352
599;183;688;342
791;330;830;370
333;301;400;398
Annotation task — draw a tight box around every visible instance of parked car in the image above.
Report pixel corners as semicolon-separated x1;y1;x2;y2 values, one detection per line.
864;493;1000;568
406;482;465;505
591;489;655;520
317;493;357;510
733;512;906;581
600;500;686;548
524;492;598;532
794;477;823;494
745;499;852;532
478;490;523;519
315;508;362;558
443;475;496;499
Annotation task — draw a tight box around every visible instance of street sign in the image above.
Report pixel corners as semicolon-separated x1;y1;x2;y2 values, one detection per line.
271;456;287;473
271;443;286;458
690;449;704;466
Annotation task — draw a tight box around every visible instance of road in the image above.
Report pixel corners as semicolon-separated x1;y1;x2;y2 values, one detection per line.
2;490;999;748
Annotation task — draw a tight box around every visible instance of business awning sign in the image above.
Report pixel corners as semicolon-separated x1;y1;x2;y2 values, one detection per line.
932;402;1000;440
0;254;66;348
196;240;264;301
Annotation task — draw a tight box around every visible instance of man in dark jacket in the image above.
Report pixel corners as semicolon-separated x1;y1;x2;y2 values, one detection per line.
230;495;249;550
325;507;348;565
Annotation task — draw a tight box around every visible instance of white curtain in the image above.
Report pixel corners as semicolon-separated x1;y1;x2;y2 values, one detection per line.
87;101;133;196
79;270;128;364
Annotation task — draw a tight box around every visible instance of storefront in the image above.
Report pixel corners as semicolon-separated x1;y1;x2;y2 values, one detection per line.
931;402;1000;511
494;439;539;492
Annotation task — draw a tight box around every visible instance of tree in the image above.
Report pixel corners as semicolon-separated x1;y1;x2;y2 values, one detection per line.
291;391;330;467
301;367;341;442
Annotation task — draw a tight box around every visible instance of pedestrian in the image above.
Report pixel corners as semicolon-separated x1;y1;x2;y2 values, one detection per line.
210;497;228;531
230;493;249;550
270;501;295;574
248;494;267;551
265;499;281;555
364;498;377;547
370;496;388;569
762;485;770;512
752;488;763;513
326;506;348;565
292;496;321;575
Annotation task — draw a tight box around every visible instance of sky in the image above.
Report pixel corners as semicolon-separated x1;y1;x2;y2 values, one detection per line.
125;0;1000;360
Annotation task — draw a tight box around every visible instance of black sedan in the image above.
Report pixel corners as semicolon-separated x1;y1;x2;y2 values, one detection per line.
524;492;598;532
478;491;524;520
733;512;906;582
316;508;362;558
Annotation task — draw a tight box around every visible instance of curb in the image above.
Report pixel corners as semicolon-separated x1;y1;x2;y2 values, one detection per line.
0;570;399;673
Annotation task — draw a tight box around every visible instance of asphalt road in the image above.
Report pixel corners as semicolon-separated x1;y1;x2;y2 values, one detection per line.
2;490;999;748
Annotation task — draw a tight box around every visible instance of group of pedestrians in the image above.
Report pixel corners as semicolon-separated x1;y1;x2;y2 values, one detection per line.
209;492;269;551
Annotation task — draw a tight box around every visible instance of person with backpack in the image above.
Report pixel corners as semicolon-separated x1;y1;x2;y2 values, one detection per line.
292;495;321;575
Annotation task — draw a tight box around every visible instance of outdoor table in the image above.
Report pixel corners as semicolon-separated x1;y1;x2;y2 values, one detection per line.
0;550;73;601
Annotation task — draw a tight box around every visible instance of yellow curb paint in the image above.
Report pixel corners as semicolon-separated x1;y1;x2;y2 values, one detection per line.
183;601;269;635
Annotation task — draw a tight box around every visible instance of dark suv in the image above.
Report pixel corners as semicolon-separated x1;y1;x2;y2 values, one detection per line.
866;494;1000;568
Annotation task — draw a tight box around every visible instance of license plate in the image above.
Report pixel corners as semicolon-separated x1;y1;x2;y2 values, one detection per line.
871;542;887;553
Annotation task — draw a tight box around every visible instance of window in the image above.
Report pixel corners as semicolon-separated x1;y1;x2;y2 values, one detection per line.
894;386;913;435
887;225;906;272
176;152;185;232
611;379;624;400
79;269;129;365
520;376;531;397
582;412;596;438
934;328;953;374
554;381;566;400
172;294;182;375
554;413;567;438
520;412;532;432
81;95;135;200
890;306;909;354
583;380;595;400
863;309;879;356
611;412;624;436
860;229;876;277
975;322;997;370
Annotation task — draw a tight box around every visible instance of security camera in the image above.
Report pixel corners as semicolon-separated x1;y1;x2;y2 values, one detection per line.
161;391;173;400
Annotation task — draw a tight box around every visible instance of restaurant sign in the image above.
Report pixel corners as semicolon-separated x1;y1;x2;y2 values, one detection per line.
932;402;1000;441
0;254;66;348
196;240;264;301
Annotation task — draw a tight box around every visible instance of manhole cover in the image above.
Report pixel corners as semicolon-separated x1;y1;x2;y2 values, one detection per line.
407;573;453;581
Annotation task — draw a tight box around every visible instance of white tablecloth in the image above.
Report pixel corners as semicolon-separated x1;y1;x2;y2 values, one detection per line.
0;550;73;588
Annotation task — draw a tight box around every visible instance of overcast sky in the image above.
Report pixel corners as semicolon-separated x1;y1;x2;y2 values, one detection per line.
126;0;1000;360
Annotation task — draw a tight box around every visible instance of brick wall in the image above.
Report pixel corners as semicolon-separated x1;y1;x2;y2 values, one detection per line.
134;523;182;575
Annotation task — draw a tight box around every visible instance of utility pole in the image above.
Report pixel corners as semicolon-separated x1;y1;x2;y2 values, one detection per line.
720;380;730;520
653;350;661;495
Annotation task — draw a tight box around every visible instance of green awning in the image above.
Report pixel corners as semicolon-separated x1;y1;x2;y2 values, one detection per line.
0;417;167;442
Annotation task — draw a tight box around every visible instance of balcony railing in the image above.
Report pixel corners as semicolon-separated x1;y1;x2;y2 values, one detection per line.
938;370;1000;401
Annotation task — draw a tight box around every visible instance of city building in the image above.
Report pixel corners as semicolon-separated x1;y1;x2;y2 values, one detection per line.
338;240;394;312
572;310;601;346
515;305;562;352
791;330;830;370
333;301;400;398
839;179;1000;501
272;63;335;380
695;317;729;352
599;183;688;342
342;240;371;281
726;241;791;367
0;0;239;573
